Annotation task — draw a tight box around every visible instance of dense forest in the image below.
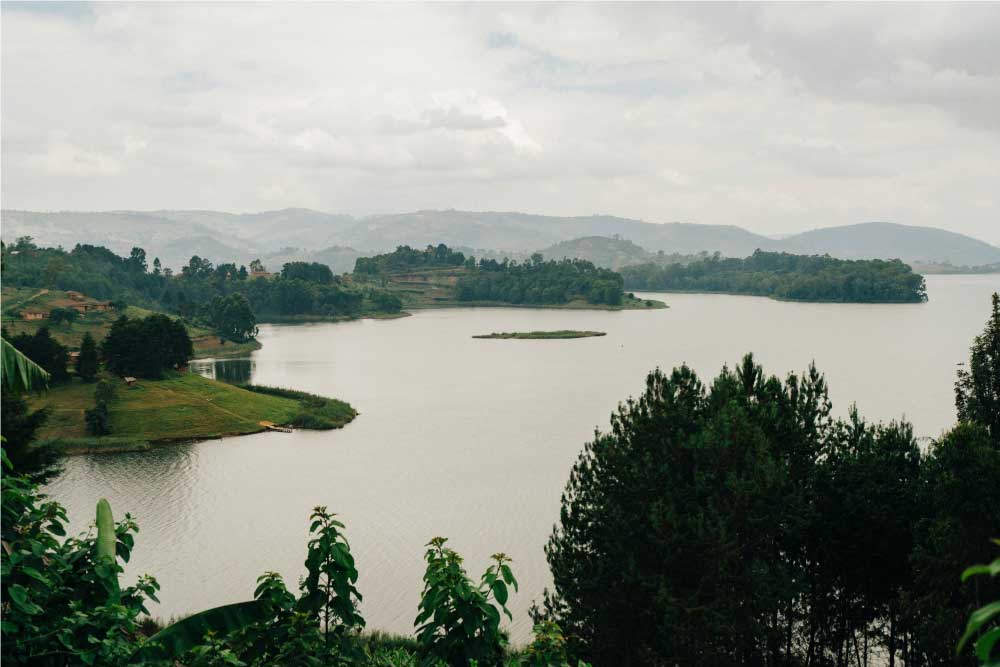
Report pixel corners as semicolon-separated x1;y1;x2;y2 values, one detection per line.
456;256;624;306
354;244;627;306
1;238;402;339
621;250;928;302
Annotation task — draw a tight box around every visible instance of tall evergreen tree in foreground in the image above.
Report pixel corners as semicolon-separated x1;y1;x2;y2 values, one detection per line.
539;334;999;667
539;354;840;666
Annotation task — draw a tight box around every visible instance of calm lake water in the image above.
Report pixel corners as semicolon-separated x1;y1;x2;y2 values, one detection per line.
45;274;999;641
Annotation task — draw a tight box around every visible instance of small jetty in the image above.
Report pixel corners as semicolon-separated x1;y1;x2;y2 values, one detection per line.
259;421;293;433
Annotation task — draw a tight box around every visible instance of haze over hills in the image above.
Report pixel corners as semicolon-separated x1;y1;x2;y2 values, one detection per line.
782;222;1000;268
3;209;999;271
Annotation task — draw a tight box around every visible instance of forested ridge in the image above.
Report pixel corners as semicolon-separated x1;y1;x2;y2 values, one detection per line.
355;244;627;306
621;250;928;302
456;256;624;306
1;238;403;342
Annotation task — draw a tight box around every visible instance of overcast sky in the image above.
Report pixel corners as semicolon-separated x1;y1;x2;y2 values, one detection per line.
2;2;999;242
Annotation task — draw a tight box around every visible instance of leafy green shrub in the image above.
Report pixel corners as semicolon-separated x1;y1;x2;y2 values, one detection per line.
360;632;421;667
415;537;517;667
141;506;366;666
85;401;112;436
518;622;590;667
957;540;1000;666
95;377;117;403
1;444;532;667
86;379;117;436
1;451;160;666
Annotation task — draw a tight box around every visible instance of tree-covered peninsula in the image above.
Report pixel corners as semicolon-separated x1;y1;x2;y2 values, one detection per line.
621;250;928;302
2;308;357;456
354;244;663;309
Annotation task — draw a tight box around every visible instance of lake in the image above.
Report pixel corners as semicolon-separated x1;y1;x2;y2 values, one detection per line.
45;274;999;642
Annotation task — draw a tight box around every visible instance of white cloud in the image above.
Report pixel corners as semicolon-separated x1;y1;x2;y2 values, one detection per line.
1;2;998;243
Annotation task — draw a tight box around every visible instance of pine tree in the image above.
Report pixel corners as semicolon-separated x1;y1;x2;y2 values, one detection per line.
539;354;833;666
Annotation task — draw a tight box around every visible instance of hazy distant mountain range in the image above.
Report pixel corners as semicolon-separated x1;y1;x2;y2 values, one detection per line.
3;208;999;272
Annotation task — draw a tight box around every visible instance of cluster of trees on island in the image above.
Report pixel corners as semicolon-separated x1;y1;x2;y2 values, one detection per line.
2;292;998;666
621;250;928;302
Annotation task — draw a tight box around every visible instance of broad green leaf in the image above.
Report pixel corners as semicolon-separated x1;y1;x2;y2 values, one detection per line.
1;338;49;393
962;558;1000;582
136;600;270;661
501;564;518;591
978;626;1000;663
491;580;508;606
958;601;1000;653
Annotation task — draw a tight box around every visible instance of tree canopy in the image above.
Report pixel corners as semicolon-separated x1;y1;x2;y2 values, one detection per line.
456;256;624;306
354;244;466;275
0;239;402;326
280;261;335;284
206;293;258;343
101;314;193;378
620;250;928;302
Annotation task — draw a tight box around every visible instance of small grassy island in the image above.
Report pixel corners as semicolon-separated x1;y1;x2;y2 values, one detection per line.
473;330;607;339
30;373;356;454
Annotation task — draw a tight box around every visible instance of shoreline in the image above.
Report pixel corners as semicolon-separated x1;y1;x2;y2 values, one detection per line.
403;298;667;311
628;288;926;304
32;376;357;457
42;415;358;456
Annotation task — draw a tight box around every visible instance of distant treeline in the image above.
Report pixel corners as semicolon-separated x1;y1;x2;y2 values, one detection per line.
456;256;624;306
621;250;928;302
354;243;467;274
354;244;626;306
1;239;403;336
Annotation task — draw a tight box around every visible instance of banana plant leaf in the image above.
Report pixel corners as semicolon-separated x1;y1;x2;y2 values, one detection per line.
95;499;120;601
135;600;270;661
1;338;49;393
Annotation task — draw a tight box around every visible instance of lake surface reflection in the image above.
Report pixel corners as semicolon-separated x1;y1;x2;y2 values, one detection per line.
188;357;255;384
46;275;999;642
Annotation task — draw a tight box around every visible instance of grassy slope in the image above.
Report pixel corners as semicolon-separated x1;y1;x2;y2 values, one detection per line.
31;373;356;446
1;286;259;358
473;330;607;339
357;267;666;310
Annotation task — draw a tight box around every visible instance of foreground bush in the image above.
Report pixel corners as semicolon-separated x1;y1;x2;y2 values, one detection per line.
0;451;550;667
